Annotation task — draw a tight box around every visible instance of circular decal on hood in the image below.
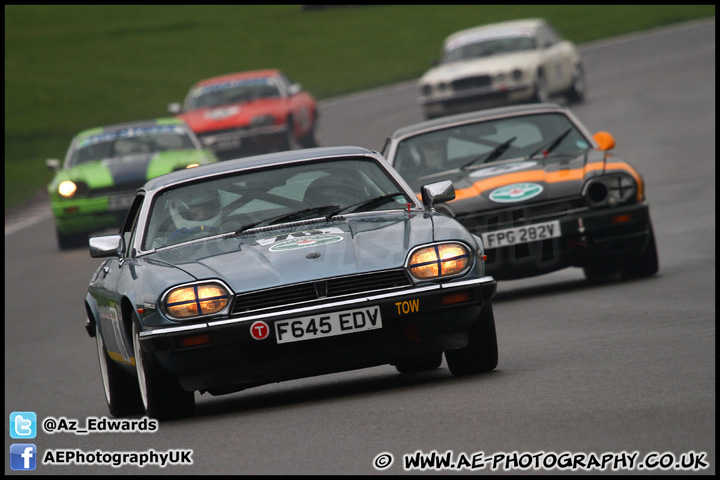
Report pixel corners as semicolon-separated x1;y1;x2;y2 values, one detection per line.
489;183;544;203
268;234;343;252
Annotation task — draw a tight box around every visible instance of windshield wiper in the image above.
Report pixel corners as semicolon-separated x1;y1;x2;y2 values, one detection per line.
526;128;572;160
234;205;341;234
461;136;517;170
334;192;408;215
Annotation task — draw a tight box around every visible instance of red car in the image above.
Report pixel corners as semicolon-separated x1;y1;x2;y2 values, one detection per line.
169;69;319;160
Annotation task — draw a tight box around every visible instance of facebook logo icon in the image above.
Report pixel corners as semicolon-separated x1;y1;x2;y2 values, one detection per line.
10;411;37;439
10;444;37;471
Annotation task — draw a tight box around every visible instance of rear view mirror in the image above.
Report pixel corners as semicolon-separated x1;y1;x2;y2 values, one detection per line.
421;180;455;209
593;131;616;151
46;159;61;171
89;234;122;258
168;103;182;114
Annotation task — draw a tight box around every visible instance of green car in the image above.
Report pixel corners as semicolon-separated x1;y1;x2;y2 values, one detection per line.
46;118;219;249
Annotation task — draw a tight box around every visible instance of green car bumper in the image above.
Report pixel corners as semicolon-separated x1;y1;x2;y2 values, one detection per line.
50;191;136;235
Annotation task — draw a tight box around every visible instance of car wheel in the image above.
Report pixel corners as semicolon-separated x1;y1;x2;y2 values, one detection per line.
132;318;194;420
566;63;586;103
531;72;550;103
582;261;620;282
445;304;498;376
395;351;443;374
300;119;319;148
95;324;144;417
621;224;659;280
56;227;85;250
423;110;438;121
282;118;301;151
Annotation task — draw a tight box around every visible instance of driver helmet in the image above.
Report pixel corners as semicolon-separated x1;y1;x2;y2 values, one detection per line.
168;189;222;231
416;136;447;170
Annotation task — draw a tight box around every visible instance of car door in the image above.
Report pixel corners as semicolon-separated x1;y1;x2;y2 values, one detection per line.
91;194;145;366
279;72;314;136
536;23;571;94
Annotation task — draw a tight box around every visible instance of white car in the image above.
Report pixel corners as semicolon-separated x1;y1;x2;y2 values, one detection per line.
417;19;585;119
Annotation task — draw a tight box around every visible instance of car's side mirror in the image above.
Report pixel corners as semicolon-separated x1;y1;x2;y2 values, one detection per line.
46;159;61;171
168;102;182;114
593;131;616;151
288;84;301;96
421;180;455;209
89;234;122;258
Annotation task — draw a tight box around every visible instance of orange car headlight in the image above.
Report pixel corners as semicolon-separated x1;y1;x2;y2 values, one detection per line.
165;282;230;319
407;242;471;280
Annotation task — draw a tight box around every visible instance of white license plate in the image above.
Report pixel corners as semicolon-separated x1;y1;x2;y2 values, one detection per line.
481;220;561;248
274;305;382;344
108;194;135;211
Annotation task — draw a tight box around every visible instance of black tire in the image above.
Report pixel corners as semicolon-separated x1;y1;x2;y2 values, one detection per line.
422;108;438;121
566;63;586;103
56;228;85;250
621;224;659;279
132;319;194;420
282;118;301;151
95;325;144;417
300;120;319;148
582;261;620;282
445;304;498;376
395;351;443;374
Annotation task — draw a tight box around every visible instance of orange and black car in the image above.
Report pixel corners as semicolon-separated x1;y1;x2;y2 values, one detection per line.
382;103;658;281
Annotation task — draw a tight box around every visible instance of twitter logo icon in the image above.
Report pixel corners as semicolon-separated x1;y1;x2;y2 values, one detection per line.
10;412;37;439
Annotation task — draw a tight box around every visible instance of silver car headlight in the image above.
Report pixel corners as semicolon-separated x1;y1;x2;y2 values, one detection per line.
164;281;231;320
406;242;471;280
583;173;637;207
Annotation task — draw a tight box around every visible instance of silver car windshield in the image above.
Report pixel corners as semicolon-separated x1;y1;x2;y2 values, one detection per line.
393;112;592;191
443;35;536;62
143;157;412;251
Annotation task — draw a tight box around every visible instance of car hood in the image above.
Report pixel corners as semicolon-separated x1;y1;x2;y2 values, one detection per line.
177;99;286;133
420;51;540;83
50;150;215;190
429;149;637;215
148;211;474;293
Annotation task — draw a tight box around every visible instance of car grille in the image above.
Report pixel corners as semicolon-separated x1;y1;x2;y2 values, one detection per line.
451;75;493;91
232;269;411;315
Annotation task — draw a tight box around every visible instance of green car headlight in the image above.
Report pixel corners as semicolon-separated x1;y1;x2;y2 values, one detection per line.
407;242;471;280
58;180;78;198
164;282;230;319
